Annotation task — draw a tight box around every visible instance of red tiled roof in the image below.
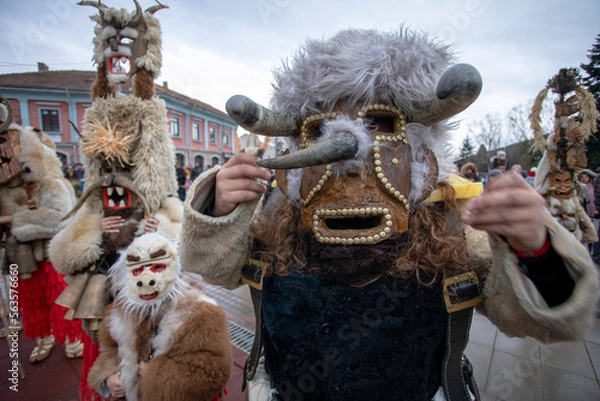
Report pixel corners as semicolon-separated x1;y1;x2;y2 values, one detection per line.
0;70;230;119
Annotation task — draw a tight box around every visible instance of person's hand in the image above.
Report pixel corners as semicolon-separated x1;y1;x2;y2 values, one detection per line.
213;153;272;217
143;216;160;233
100;213;124;233
462;171;547;253
0;215;12;225
106;371;125;399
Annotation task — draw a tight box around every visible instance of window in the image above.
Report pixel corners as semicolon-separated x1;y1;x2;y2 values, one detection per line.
41;109;60;132
170;116;181;137
193;122;202;142
222;128;230;147
209;126;216;144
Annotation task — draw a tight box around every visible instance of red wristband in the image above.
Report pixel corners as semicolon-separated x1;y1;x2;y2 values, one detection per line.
511;236;551;259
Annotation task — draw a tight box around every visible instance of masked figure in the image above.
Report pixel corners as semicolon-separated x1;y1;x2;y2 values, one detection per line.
48;2;181;400
88;233;232;401
530;68;600;243
0;96;83;364
180;29;598;401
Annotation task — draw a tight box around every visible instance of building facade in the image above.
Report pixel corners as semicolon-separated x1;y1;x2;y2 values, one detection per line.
0;67;237;173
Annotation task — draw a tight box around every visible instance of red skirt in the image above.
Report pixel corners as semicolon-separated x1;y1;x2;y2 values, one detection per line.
18;260;82;343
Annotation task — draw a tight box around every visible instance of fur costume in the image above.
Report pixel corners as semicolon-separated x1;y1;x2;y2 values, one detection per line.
0;102;82;354
530;68;600;243
180;28;599;400
88;233;232;401
47;2;180;399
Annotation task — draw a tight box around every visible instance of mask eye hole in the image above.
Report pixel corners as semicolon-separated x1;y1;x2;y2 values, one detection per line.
305;121;325;141
150;264;166;273
121;37;134;45
367;115;395;133
132;267;144;276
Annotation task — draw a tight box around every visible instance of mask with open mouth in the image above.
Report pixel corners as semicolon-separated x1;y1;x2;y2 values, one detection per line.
81;0;168;86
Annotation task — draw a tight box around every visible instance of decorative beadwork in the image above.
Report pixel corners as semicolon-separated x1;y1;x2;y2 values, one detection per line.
300;164;332;206
363;104;410;210
312;207;393;244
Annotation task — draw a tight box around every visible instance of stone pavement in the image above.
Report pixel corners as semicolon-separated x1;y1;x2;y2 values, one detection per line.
1;275;599;400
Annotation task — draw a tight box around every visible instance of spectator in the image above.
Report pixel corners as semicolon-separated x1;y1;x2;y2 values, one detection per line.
525;167;537;186
459;162;481;182
190;161;203;182
175;164;186;201
579;169;599;258
490;150;510;172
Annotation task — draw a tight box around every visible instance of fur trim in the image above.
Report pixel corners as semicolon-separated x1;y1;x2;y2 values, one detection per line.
270;28;460;182
1;126;76;242
271;28;454;118
98;280;231;401
481;210;599;342
180;168;255;289
48;203;104;274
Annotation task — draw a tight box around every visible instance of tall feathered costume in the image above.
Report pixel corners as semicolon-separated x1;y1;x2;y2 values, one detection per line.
180;28;598;401
48;2;181;399
0;95;82;363
88;233;232;401
529;67;600;243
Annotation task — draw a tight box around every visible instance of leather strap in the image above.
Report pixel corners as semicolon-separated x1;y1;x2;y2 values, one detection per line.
441;271;482;401
241;261;265;391
442;307;474;401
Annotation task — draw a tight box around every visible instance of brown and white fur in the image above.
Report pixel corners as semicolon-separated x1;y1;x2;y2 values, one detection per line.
88;233;232;401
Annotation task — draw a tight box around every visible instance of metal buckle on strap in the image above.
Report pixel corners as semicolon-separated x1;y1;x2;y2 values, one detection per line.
443;271;483;313
241;258;268;290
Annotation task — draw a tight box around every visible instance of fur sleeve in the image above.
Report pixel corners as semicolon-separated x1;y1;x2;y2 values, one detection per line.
137;301;233;401
477;209;599;342
47;203;104;275
179;167;258;289
88;306;121;395
11;178;75;242
136;196;183;242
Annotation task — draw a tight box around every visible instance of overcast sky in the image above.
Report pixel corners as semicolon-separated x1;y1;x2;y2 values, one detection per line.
1;0;598;150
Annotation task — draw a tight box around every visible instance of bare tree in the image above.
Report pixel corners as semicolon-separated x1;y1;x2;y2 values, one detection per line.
470;113;505;150
507;103;532;144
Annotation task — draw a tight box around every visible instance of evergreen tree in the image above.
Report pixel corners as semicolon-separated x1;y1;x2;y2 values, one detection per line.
581;32;600;170
459;135;475;160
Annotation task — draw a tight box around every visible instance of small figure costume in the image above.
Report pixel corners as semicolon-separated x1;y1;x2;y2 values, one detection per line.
88;233;232;401
0;96;83;363
47;2;180;399
530;67;600;244
180;29;599;400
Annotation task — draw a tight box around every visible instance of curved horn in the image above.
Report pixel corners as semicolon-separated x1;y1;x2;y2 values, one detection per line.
69;120;84;139
226;95;298;137
129;0;144;26
77;0;107;19
257;131;358;169
145;0;169;14
408;63;482;126
0;96;13;133
61;178;104;221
